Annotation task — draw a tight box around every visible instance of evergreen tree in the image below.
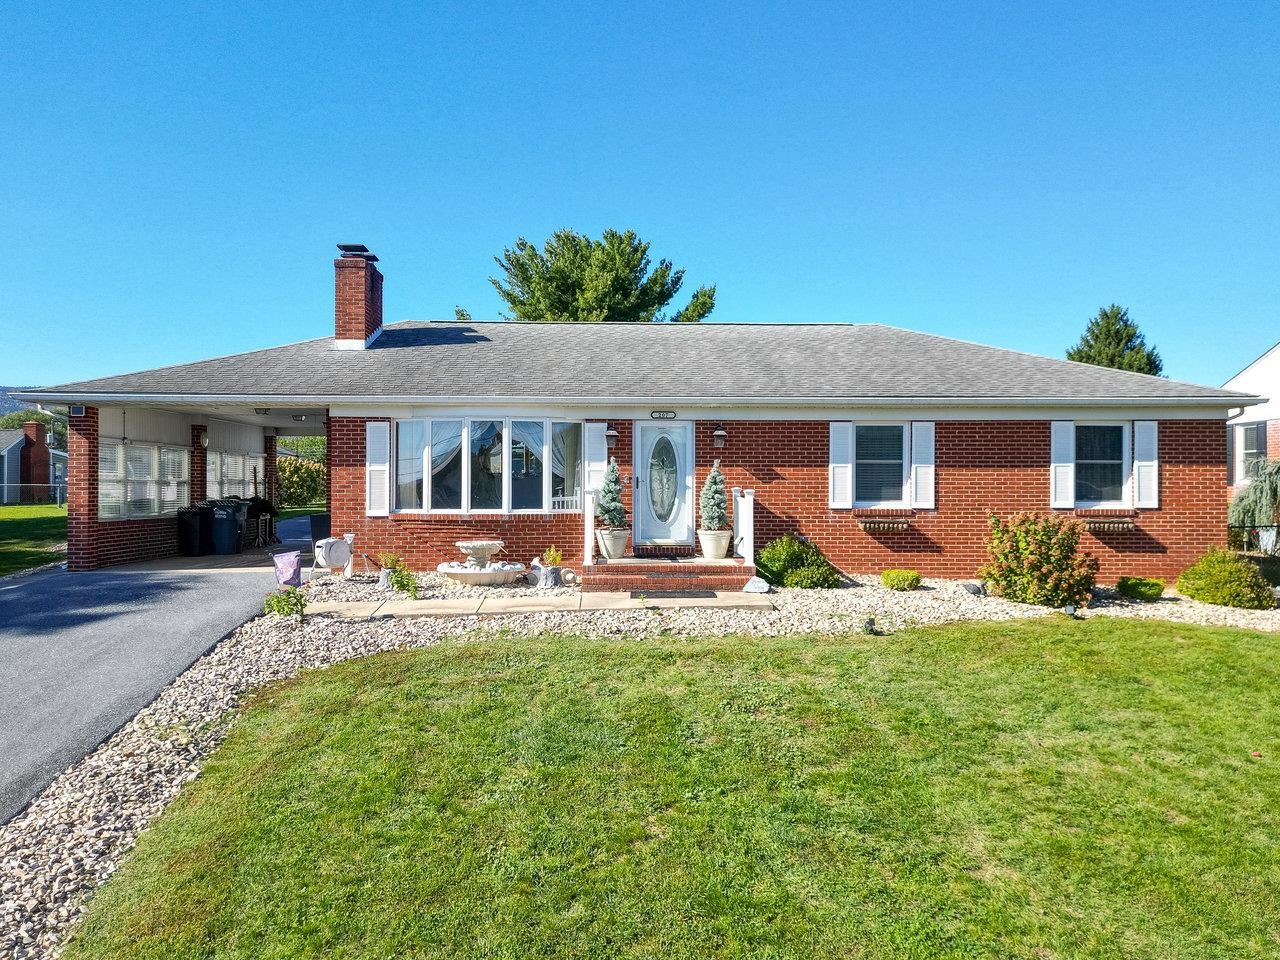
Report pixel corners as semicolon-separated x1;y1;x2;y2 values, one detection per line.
454;306;472;322
596;457;627;528
490;229;716;323
1066;305;1164;376
699;459;728;531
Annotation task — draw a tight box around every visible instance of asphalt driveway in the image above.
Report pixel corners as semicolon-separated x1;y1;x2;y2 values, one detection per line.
0;563;277;823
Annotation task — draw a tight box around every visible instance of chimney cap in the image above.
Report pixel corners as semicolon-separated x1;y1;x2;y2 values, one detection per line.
337;243;379;262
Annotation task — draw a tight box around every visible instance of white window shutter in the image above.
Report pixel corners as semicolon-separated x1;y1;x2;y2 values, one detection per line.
828;422;853;508
584;422;608;492
910;421;936;509
365;420;391;516
1133;420;1159;508
1050;421;1075;509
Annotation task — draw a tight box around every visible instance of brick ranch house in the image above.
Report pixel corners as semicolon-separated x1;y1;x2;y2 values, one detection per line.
17;244;1264;586
1224;340;1279;497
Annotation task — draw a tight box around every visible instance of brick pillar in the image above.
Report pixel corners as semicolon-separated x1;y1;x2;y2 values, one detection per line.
264;434;279;506
67;406;99;571
191;425;208;503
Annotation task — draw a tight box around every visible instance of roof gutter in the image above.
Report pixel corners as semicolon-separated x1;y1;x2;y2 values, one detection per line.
11;390;1264;408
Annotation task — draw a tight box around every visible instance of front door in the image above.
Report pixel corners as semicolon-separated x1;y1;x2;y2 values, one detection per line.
634;421;694;546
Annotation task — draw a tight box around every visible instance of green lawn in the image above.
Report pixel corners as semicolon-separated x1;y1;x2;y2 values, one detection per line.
0;503;67;576
65;619;1280;959
276;504;325;521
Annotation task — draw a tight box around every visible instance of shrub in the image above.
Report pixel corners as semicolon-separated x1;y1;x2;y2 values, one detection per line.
596;457;627;529
979;512;1098;608
782;565;843;589
1115;576;1165;602
277;456;327;506
699;459;728;531
263;586;307;619
1176;549;1276;609
881;569;921;591
541;545;563;567
389;565;419;600
757;534;833;586
376;552;402;570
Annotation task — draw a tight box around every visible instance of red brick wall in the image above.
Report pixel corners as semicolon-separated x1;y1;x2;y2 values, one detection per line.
18;421;51;503
191;425;208;503
329;415;1226;583
264;434;279;505
66;407;207;571
334;254;383;342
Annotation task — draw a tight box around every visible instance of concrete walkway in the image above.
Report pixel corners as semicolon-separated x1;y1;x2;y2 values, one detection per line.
308;590;775;619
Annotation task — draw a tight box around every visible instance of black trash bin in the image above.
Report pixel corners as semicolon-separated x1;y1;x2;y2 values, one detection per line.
212;503;241;555
177;505;213;556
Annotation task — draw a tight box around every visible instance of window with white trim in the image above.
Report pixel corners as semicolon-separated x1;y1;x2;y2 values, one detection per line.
854;424;908;506
393;418;584;514
1242;423;1268;480
1075;423;1129;506
205;451;266;499
98;440;190;519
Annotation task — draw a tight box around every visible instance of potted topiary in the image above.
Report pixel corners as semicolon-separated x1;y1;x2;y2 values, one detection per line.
697;459;732;559
595;457;629;559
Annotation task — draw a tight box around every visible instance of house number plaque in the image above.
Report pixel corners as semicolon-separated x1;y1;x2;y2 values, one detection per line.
650;410;676;419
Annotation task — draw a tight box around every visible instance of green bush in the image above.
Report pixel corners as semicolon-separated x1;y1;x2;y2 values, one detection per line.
277;456;327;507
389;565;419;600
1115;576;1165;602
978;512;1098;608
1176;549;1276;610
782;565;843;589
757;534;833;586
596;458;627;529
263;586;307;619
699;459;729;531
881;569;921;591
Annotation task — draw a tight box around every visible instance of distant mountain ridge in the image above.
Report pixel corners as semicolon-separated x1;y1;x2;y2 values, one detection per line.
0;387;35;415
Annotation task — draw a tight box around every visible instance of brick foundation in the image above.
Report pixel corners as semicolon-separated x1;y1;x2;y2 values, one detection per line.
327;415;1227;584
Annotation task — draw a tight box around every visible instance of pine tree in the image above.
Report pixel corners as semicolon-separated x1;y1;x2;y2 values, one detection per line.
596;457;627;528
490;229;716;323
1066;305;1164;376
699;459;728;531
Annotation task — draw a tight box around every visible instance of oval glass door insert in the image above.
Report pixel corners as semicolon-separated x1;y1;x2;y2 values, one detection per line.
648;435;678;523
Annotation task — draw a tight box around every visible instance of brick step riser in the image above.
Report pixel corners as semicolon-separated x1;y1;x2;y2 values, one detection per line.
581;577;754;593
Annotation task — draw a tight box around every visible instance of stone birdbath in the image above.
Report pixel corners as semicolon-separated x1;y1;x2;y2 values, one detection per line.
436;539;526;586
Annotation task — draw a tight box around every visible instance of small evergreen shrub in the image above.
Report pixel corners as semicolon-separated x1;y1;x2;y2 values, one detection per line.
377;552;402;570
1115;576;1164;602
699;459;729;531
757;534;841;588
596;457;627;529
1176;549;1276;610
782;564;843;589
979;512;1098;608
881;569;921;591
263;586;307;619
541;545;563;567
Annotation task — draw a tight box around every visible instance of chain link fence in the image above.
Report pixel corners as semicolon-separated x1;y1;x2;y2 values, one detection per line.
0;483;68;506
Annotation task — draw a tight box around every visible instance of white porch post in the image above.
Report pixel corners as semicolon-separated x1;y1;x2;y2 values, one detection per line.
583;489;596;566
732;487;755;566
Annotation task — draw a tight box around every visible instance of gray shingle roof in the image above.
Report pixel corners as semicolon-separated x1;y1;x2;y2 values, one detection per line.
19;321;1258;406
0;429;25;453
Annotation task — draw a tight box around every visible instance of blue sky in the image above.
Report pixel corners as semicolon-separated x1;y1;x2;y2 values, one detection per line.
3;1;1277;388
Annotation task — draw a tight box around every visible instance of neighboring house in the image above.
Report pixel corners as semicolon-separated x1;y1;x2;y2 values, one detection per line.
0;422;65;504
17;245;1262;582
1224;341;1280;497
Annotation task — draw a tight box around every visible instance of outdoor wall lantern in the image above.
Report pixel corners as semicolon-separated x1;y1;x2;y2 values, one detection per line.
605;424;619;448
712;424;728;448
199;433;209;449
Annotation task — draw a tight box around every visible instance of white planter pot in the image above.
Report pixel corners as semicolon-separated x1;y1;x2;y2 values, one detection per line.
698;529;732;560
596;528;629;560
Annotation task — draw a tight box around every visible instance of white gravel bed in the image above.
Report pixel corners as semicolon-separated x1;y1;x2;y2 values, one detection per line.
4;578;1276;958
1078;588;1280;631
304;571;579;603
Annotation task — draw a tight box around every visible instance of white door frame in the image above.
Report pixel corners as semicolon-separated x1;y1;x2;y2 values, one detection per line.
632;420;695;546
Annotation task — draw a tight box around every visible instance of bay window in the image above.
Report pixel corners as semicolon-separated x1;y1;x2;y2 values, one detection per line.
393;417;583;514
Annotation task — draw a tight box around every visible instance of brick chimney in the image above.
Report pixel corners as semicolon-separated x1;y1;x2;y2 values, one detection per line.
20;421;50;504
23;420;46;445
334;243;383;349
